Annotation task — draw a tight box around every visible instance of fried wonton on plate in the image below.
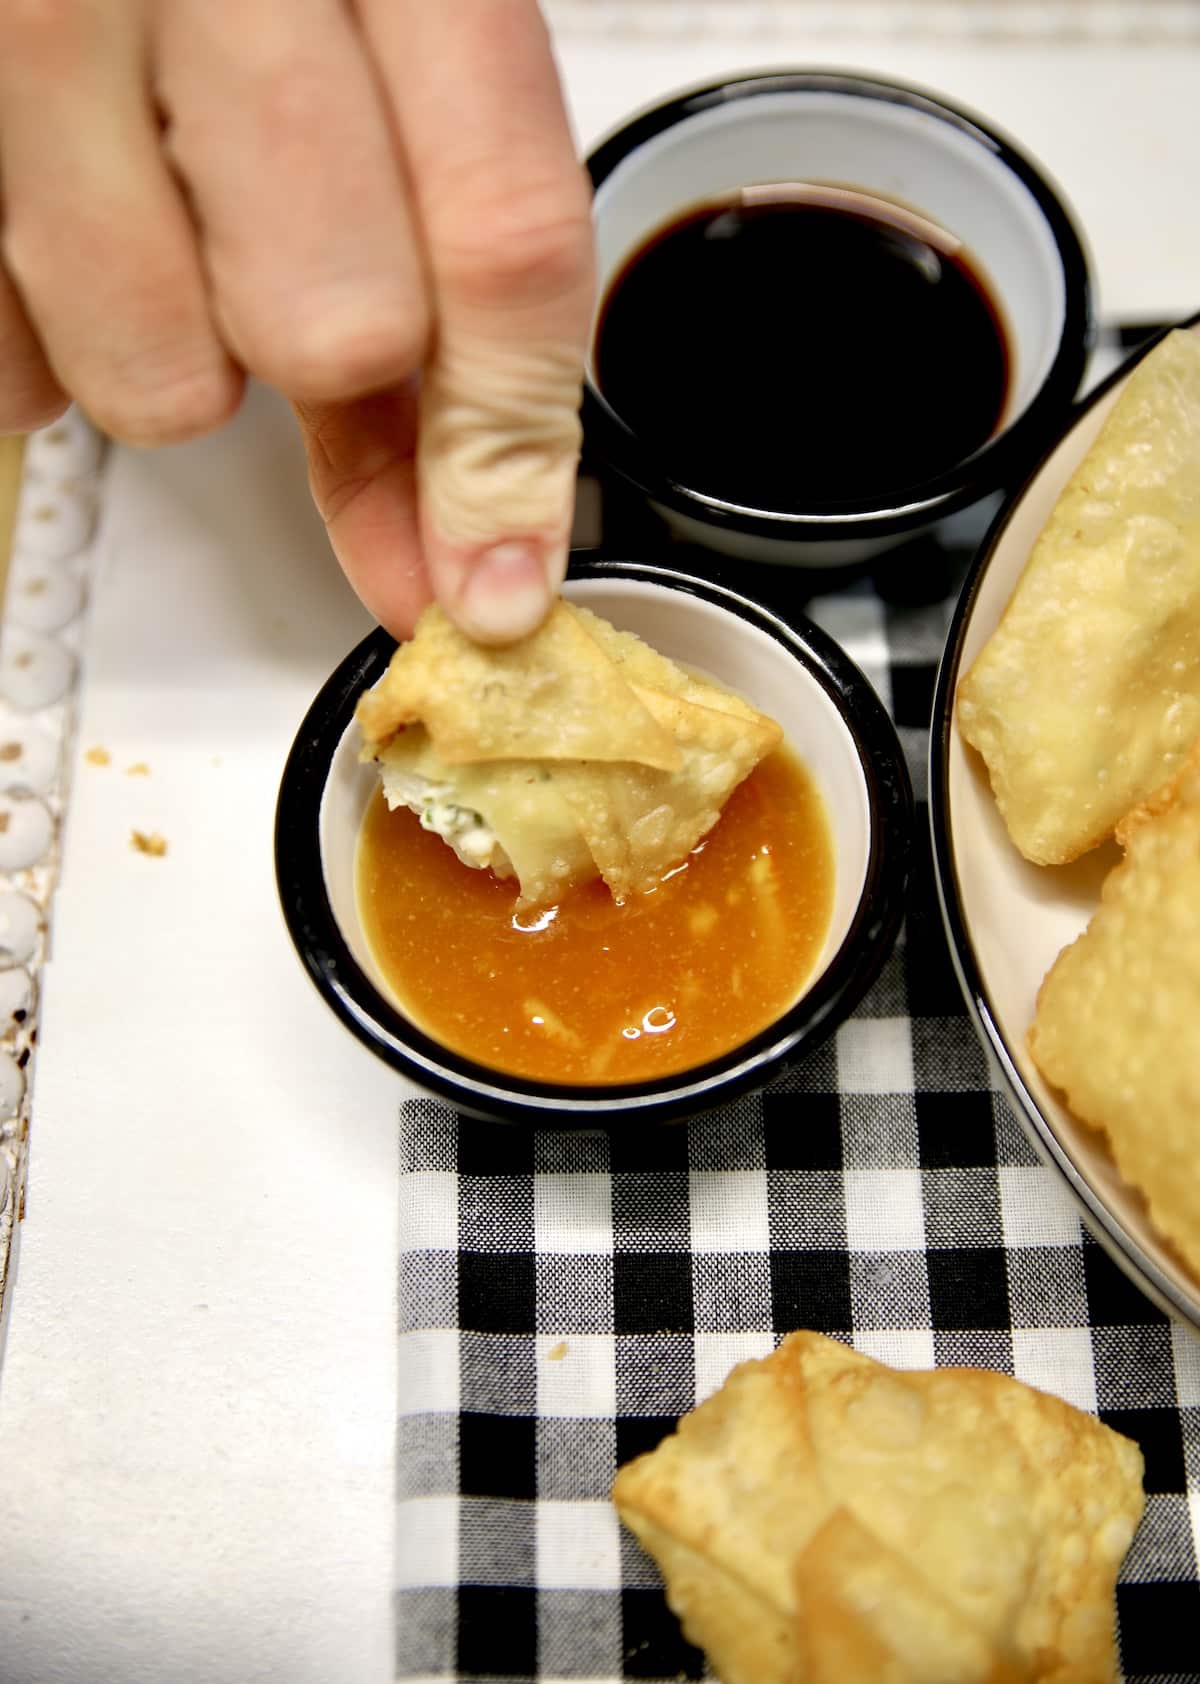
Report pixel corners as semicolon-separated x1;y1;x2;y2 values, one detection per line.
1029;739;1200;1277
612;1331;1144;1684
957;327;1200;865
356;601;782;907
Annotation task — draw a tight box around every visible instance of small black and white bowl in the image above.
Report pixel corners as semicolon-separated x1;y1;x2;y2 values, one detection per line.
931;321;1200;1331
584;70;1093;570
276;560;912;1127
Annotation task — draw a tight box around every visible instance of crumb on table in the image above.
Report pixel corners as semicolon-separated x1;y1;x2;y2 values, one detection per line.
125;762;151;776
85;746;110;767
130;830;167;857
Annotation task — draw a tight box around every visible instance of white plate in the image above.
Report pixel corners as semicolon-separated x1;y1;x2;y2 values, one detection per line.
930;326;1200;1332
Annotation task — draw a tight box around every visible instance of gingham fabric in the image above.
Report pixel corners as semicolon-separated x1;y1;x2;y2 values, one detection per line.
394;546;1200;1683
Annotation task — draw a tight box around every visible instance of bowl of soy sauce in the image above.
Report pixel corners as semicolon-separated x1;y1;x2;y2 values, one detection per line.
584;70;1093;570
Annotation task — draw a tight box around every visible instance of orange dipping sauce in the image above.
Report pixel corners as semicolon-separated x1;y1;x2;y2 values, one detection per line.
355;747;834;1085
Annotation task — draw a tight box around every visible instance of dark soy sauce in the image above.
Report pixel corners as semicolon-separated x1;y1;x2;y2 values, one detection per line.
593;184;1010;509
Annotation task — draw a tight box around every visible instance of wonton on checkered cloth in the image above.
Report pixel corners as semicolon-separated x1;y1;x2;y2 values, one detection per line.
613;1330;1144;1684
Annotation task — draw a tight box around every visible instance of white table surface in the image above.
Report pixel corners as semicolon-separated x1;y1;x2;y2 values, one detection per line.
0;27;1197;1684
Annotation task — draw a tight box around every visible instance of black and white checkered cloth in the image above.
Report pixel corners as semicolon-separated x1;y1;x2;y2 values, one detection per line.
393;556;1200;1683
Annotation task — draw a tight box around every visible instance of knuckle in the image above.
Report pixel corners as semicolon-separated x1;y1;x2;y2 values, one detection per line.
160;47;329;168
436;176;594;309
4;0;92;74
252;55;329;132
0;275;68;433
0;385;69;436
1;221;48;298
4;212;100;307
88;367;241;446
209;47;336;154
259;304;430;402
7;0;81;40
3;223;241;443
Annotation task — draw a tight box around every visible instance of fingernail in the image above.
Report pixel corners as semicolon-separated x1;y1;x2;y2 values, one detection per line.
455;540;562;644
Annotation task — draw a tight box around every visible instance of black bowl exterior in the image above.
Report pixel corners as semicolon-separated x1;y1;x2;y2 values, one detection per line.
929;315;1200;1330
584;69;1094;552
276;560;913;1127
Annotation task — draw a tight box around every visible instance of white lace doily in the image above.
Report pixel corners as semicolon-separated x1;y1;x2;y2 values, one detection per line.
0;413;103;1332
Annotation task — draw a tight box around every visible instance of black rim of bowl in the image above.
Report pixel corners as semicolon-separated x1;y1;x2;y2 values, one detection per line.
584;68;1094;545
929;315;1200;1327
276;559;913;1128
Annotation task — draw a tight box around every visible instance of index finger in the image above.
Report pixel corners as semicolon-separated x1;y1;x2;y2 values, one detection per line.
359;0;594;643
293;385;430;638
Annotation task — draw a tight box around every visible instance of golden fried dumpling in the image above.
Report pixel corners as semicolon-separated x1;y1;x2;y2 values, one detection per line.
957;327;1200;864
1029;739;1200;1276
612;1331;1144;1684
356;601;781;907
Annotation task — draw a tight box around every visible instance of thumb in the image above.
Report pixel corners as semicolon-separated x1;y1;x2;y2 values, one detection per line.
417;330;586;645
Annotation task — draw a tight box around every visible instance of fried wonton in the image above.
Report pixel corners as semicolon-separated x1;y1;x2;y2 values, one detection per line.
612;1331;1144;1684
957;327;1200;864
794;1511;1019;1684
356;601;782;907
1029;739;1200;1276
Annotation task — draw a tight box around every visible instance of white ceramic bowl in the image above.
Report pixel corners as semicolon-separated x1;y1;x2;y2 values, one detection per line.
584;70;1093;571
277;561;912;1127
931;323;1200;1330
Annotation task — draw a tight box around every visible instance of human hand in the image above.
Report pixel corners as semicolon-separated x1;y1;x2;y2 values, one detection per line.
0;0;594;644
